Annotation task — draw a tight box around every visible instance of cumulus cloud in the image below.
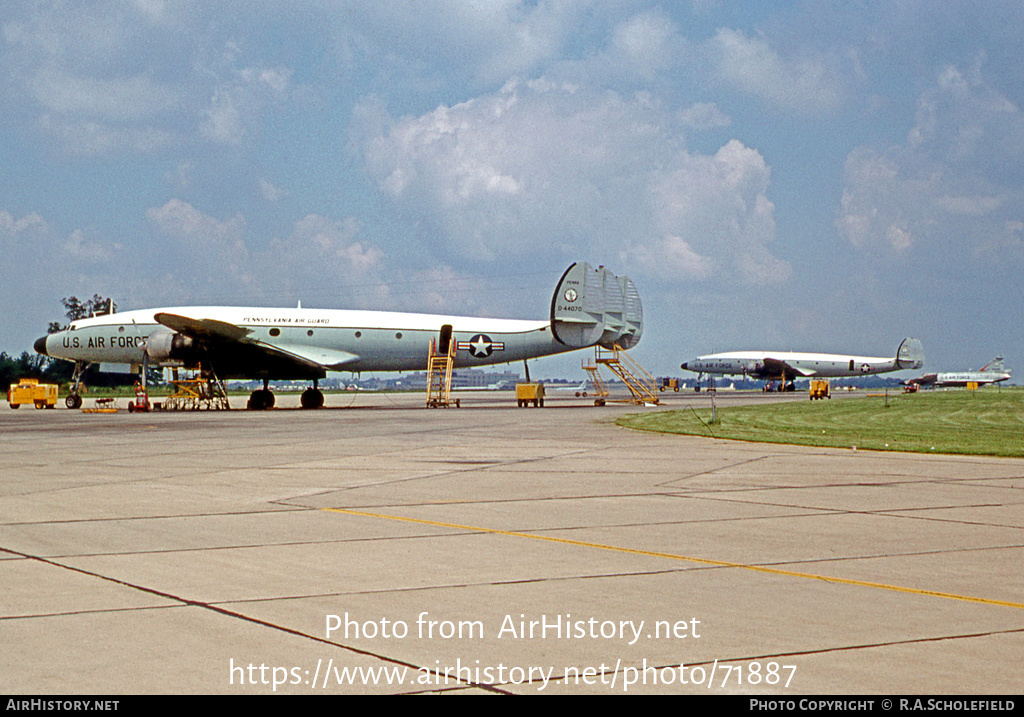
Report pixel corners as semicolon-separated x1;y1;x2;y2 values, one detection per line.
333;0;586;86
275;214;381;273
704;28;844;114
608;9;679;81
0;207;131;349
250;214;386;308
199;89;245;145
1;208;124;267
147;199;244;249
62;229;122;263
678;102;731;130
358;80;788;284
198;61;295;145
30;69;180;121
838;64;1024;258
4;3;299;155
642;139;789;284
0;210;48;240
38;115;175;156
2;3;190;156
146;199;254;290
258;179;285;203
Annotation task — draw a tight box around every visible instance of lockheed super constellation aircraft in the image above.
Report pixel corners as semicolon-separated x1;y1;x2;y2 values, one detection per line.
681;338;924;390
905;355;1010;388
35;263;642;410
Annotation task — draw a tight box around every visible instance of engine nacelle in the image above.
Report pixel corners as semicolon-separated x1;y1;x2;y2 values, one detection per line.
144;328;194;362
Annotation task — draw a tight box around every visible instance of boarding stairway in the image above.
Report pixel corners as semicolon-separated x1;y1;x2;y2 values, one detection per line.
584;345;659;405
425;336;459;408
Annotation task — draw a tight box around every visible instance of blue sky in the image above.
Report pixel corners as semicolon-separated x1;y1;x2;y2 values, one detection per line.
3;1;1023;380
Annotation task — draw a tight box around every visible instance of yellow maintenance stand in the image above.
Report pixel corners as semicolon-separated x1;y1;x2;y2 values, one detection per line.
425;335;459;408
162;364;230;410
582;345;659;406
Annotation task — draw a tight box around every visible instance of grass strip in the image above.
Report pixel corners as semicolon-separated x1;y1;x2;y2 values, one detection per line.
617;390;1024;457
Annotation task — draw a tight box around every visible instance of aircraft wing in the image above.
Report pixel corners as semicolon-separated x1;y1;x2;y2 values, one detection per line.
156;312;252;341
265;343;360;371
155;312;359;374
762;357;816;378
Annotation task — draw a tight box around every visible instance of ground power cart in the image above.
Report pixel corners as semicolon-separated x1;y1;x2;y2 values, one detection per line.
7;378;58;409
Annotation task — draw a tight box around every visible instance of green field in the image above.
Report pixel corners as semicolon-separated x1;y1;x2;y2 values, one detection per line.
617;389;1024;457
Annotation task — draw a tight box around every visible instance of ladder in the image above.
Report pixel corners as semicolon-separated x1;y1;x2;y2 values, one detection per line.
592;344;660;405
425;337;459;408
581;356;610;405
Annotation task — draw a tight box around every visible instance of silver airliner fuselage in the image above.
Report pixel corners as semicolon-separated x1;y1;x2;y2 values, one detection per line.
36;306;563;376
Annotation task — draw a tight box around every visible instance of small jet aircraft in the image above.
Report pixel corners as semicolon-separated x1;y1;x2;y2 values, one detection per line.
904;356;1010;388
35;263;642;409
681;338;924;390
550;381;589;397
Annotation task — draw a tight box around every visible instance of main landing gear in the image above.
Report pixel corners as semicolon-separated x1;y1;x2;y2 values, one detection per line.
246;379;324;410
247;378;276;410
247;388;275;410
300;383;324;409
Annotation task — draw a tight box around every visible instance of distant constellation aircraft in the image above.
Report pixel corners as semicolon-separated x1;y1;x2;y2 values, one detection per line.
681;338;924;390
36;262;642;410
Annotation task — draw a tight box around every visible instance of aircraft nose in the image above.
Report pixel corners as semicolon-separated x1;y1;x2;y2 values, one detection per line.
34;335;49;356
680;362;688;370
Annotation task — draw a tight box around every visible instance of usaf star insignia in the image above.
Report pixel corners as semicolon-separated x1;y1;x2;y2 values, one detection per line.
457;334;505;358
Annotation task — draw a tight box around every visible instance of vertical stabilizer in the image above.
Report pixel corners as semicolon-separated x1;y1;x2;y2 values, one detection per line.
598;267;626;347
895;338;925;370
981;355;1005;372
616;276;643;349
551;263;643;349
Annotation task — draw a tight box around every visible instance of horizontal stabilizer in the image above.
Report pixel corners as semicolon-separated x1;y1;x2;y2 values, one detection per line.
551;263;643;349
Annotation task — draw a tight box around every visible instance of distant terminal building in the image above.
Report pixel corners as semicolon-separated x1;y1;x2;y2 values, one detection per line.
398;368;521;390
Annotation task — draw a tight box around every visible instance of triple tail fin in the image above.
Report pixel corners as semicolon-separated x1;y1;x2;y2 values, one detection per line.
550;263;643;350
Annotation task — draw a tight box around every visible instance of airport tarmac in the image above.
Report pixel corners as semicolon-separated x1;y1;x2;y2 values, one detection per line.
2;389;1022;695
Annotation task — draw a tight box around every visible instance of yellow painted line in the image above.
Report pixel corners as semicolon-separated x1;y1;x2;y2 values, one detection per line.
324;507;1024;610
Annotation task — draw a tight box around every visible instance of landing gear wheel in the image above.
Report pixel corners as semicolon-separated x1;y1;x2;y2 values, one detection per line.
247;389;276;410
66;394;83;409
300;388;324;409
